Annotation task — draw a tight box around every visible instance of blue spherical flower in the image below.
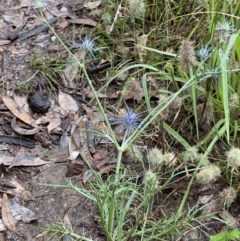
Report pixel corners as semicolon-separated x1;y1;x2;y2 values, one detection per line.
121;109;139;134
70;35;95;56
196;44;211;62
110;106;142;136
210;67;219;80
216;20;235;32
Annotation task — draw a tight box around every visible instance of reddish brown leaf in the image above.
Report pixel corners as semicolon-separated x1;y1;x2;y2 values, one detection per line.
100;165;116;174
93;153;103;162
81;103;94;120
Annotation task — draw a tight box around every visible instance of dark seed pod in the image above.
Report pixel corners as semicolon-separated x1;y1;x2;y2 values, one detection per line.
28;91;50;114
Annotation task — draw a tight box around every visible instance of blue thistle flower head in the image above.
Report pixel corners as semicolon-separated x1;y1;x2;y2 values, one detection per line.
110;104;142;136
216;20;235;32
210;67;219;80
71;35;95;56
120;109;140;134
196;44;211;62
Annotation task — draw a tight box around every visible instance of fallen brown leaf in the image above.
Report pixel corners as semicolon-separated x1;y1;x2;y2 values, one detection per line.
0;40;11;45
83;88;108;98
47;6;69;18
218;210;238;228
82;169;94;183
13;93;31;114
2;194;16;233
63;213;73;241
58;90;79;113
68;18;97;26
11;117;39;135
0;154;49;166
0;219;6;231
4;180;32;201
83;0;101;9
63;50;85;86
47;117;61;133
99;165;116;174
20;0;32;7
2;96;37;127
60;132;69;149
81;103;94;120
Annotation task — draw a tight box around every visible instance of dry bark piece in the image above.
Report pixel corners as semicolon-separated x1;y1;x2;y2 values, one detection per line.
34;132;52;148
65;163;84;177
10;17;59;45
86;119;96;154
0;136;35;148
11;117;39;135
28;91;51;114
10;199;37;223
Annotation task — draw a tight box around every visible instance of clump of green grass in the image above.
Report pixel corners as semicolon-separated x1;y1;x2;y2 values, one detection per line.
27;47;67;91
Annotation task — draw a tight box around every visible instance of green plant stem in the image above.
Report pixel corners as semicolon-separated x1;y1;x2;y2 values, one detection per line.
37;5;118;148
176;123;226;217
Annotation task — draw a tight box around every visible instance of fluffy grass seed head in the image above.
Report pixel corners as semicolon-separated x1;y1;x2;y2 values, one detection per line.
179;40;197;71
228;93;239;109
127;0;145;19
126;78;144;102
227;147;240;168
219;187;237;207
196;164;221;185
182;146;199;164
196;154;210;166
158;94;170;121
197;101;213;129
169;96;182;111
148;147;164;167
214;20;235;43
163;152;177;167
70;35;95;56
158;94;168;105
125;145;143;162
144;169;159;189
